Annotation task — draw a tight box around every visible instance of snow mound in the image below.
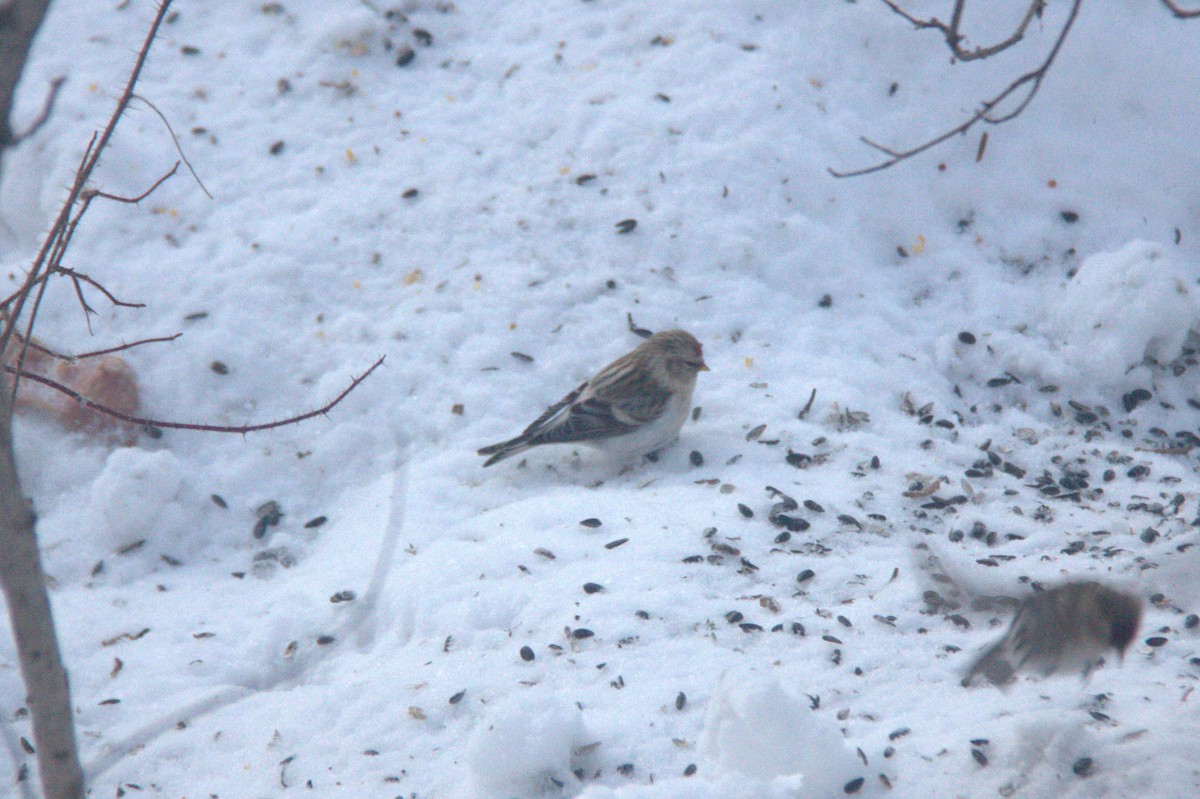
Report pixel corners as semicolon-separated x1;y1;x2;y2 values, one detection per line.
698;677;870;798
1050;240;1198;379
466;688;592;798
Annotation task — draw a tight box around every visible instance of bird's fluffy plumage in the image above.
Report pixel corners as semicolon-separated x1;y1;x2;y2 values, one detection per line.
478;329;707;467
962;581;1142;687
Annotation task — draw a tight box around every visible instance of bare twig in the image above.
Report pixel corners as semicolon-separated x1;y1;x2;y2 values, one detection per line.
879;0;1046;61
131;95;212;198
830;0;1081;178
1160;0;1200;17
6;356;385;434
8;76;66;146
93;161;180;203
73;334;182;359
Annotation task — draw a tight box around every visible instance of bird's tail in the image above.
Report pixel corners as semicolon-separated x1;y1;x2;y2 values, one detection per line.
477;436;532;467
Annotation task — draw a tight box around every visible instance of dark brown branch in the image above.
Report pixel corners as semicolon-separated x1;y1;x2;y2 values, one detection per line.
8;75;65;146
57;268;145;309
1160;0;1200;17
879;0;1046;61
830;0;1081;178
73;334;181;359
93;161;180;203
131;95;212;199
0;0;173;360
6;356;385;434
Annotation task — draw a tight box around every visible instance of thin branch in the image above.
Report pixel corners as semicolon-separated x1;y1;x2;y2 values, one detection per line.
8;76;66;146
9;332;182;362
6;356;385;434
131;95;212;198
93;161;180;203
0;0;173;360
1160;0;1200;17
57;268;145;308
73;334;181;359
879;0;1045;61
830;0;1081;178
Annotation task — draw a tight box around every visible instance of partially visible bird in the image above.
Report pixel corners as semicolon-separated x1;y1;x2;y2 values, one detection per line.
961;581;1142;687
478;329;708;467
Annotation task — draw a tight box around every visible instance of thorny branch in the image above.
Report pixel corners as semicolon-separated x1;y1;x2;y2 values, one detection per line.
5;356;386;434
829;0;1081;178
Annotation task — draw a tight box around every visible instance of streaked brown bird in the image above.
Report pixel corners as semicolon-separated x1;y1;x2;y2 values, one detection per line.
962;581;1142;687
478;329;708;467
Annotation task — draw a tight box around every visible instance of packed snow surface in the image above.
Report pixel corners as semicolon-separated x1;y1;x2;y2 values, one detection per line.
2;1;1200;797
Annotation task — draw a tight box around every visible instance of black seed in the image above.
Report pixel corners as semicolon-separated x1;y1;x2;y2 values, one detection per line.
210;360;228;374
1103;469;1115;482
797;569;816;583
822;635;842;644
1140;528;1159;544
1122;393;1138;413
818;294;833;308
1131;388;1152;401
837;615;852;628
786;451;811;467
725;611;744;624
838;514;861;528
1145;636;1168;647
572;628;594;639
304;516;327;529
330;590;356;603
395;44;415;66
737;503;754;518
692;406;702;421
510;351;534;363
1060;210;1080;224
1128;465;1150;479
583;582;604;594
870;455;880;469
615;218;638;234
448;690;465;704
1072;757;1094;777
987;377;1011;388
635;610;650;619
316;635;335;645
740;623;764;632
958;331;976;344
676;692;686;710
402;187;419;199
791;622;806;636
682;555;703;563
19;737;33;754
1185;614;1198;629
605;538;629;549
580;518;602;528
775;531;791;544
888;727;910;741
971;748;988;766
269;140;285;155
683;764;696;777
211;494;227;508
844;777;865;794
690;450;704;467
617;763;634;777
1001;462;1026;478
519;645;535;661
412;28;433;46
804;500;824;512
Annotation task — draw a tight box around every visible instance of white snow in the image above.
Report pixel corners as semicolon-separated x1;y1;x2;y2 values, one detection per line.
1;1;1200;797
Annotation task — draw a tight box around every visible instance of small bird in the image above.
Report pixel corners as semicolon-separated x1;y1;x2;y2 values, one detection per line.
478;329;708;467
961;581;1142;687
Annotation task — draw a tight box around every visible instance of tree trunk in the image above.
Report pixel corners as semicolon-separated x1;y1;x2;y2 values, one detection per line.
0;383;83;799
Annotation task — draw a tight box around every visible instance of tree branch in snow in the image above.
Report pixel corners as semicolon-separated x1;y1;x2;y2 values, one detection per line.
5;356;385;435
878;0;1047;62
829;0;1081;178
1160;0;1200;18
0;0;54;170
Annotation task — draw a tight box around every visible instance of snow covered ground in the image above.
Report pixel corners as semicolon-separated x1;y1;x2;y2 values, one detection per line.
2;1;1200;796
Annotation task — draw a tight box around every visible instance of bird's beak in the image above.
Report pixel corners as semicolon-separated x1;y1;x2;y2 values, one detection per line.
698;361;710;372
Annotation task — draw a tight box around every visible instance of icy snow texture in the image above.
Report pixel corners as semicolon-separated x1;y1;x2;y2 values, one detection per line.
1051;240;1199;379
